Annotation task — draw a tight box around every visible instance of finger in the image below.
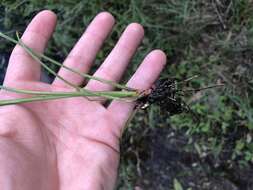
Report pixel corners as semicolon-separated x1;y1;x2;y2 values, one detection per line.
53;12;115;87
108;50;166;130
85;23;144;92
4;10;57;85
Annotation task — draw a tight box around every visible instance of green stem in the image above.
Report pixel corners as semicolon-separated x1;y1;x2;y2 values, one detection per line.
0;95;79;106
0;86;139;99
0;32;140;105
0;32;133;91
39;53;133;91
15;33;80;90
0;89;139;106
95;90;139;98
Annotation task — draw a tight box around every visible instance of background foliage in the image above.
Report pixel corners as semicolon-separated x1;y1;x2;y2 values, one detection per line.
1;0;253;189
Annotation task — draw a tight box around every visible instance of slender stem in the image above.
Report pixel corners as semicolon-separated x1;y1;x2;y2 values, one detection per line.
0;32;140;105
15;33;80;90
0;32;133;91
0;32;18;44
0;85;89;96
16;33;139;99
95;90;139;98
0;86;139;99
39;53;134;91
0;95;80;106
0;89;139;106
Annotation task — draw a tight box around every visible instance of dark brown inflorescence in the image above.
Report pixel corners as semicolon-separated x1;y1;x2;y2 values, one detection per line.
136;78;188;116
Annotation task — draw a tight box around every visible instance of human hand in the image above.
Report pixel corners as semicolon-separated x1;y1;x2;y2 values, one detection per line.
0;10;166;190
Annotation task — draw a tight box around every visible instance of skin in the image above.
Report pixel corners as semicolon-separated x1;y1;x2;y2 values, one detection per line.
0;10;166;190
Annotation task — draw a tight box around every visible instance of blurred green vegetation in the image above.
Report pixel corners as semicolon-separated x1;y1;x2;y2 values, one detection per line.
1;0;253;189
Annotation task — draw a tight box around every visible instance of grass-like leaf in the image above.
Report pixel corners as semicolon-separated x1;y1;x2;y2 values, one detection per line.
0;32;141;106
0;32;133;91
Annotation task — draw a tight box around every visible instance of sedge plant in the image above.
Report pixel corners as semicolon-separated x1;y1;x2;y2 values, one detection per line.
0;32;143;106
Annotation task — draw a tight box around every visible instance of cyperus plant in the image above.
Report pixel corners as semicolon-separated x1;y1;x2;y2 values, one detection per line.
0;32;224;119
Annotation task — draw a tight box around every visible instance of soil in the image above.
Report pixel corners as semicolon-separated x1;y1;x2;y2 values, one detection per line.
122;123;253;190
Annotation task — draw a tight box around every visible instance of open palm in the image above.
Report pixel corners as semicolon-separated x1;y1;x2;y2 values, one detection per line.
0;11;166;190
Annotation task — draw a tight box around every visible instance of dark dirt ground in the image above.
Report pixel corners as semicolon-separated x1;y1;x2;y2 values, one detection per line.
120;111;253;190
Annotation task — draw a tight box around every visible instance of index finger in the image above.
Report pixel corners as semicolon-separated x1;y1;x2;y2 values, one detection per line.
4;10;57;85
